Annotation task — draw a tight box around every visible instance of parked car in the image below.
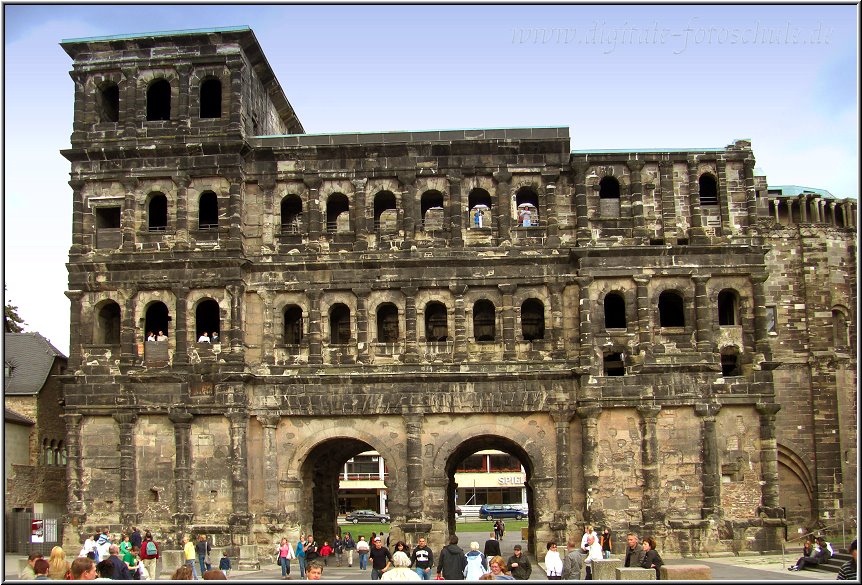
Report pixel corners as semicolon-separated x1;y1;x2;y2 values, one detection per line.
344;509;391;524
479;504;527;520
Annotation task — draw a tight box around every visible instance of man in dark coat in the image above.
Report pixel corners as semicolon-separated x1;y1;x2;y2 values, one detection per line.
507;545;532;580
437;534;467;580
483;532;501;570
107;545;132;580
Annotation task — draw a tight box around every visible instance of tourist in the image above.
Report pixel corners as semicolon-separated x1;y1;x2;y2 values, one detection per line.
640;537;664;579
437;534;467;580
211;331;219;342
147;331;156;341
47;546;71;580
94;559;114;580
33;559;50;580
583;534;603;579
382;550;421;581
276;536;294;578
483;533;501;569
140;531;160;581
487;556;514;580
392;540;411;558
356;535;371;570
836;539;857;580
106;545;131;580
171;565;194;580
202;569;227;579
561;538;584;580
296;533;306;578
789;535;833;571
80;534;99;562
506;545;531;580
369;536;393;580
198;332;211;343
544;542;563;579
465;541;487;580
20;552;43;579
320;540;333;565
343;531;357;567
410;536;434;580
219;550;231;578
182;534;197;579
69;557;97;580
196;534;212;574
601;527;613;559
624;532;645;568
333;533;345;567
306;560;324;580
156;331;167;341
304;534;320;564
129;527;142;551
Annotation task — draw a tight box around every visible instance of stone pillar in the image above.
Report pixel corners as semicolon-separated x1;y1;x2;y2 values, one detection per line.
658;161;676;244
307;289;323;364
743;157;758;230
69;73;88;141
121;177;138;251
548;282;566;358
226;412;251;524
176;64;191;131
572;162;590;243
448;175;464;248
398;172;417;249
577;405;602;522
634;276;651;353
694;403;722;519
450;284;468;361
687;158;705;242
305;175;322;246
403;287;419;363
122;67;138;135
626;160;647;242
352;178;368;251
638;405;662;526
114;412;140;525
226;283;245;353
494;170;512;243
173;286;189;363
65;292;84;368
257;414;281;514
543;171;561;246
260;179;276;250
755;402;782;513
692;275;712;353
62;414;85;515
499;283;517;360
175;176;190;249
551;411;573;511
575;277;593;371
405;414;424;519
170;411;194;527
69;180;86;253
226;58;243;134
227;181;242;248
355;288;371;363
121;294;137;362
774;199;781;223
718;160;731;234
750;273;772;360
798;195;808;223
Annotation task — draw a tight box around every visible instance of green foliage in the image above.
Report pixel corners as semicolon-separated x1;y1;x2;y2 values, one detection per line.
4;287;26;333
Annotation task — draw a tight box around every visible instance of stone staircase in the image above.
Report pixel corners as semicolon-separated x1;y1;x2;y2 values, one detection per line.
813;551;852;574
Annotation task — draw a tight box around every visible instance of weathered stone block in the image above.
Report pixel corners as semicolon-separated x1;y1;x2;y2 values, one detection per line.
616;567;656;580
591;558;622;580
660;564;711;580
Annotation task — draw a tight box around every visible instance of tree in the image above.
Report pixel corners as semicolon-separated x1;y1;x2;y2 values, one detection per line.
4;287;26;333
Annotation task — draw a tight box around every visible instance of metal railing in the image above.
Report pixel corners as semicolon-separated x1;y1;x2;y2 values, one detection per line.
781;516;857;567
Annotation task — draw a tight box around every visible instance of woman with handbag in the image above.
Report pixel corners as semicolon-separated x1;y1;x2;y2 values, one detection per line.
276;537;295;579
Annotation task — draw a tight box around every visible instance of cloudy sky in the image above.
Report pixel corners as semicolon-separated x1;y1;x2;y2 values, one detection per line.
3;4;858;354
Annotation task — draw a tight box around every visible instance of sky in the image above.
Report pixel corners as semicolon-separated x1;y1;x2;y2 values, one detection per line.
2;3;859;355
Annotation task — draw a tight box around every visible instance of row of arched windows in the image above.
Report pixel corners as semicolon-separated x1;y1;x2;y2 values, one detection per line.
96;77;222;123
42;439;66;466
603;289;740;329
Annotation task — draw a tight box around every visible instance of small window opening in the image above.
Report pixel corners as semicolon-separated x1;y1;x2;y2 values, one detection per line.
721;350;740;376
599;176;621;218
421;190;445;232
148;192;168;232
199;191;219;230
97;82;120;123
199;78;222;119
145;302;170;340
377;303;399;342
658;291;686;327
280;195;303;234
284;305;303;345
146;79;171;121
374;191;398;233
832;309;849;348
195;299;220;340
604;293;627;329
95;301;121;345
515;188;539;227
149;488;160;503
330;304;351;344
521;298;545;341
603;352;625;376
95;206;121;229
473;300;496;341
468;188;492;229
326;193;350;233
425;302;448;341
718;289;738;326
765;306;777;334
699;174;719;206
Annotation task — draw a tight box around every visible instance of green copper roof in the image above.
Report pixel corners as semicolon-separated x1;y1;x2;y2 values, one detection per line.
61;25;250;44
571;147;725;153
768;185;835;199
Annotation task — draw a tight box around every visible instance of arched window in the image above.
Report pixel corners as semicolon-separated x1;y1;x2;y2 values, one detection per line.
145;302;170;340
718;289;738;326
599;177;621;217
97;81;120;123
45;440;55;465
833;308;849;348
377;303;399;342
147;192;168;232
604;293;627;329
515;187;539;227
330;304;351;344
699;174;719;206
658;291;685;327
281;195;303;234
603;351;625;376
721;348;741;376
58;441;67;465
195;299;220;340
473;300;496;341
468;188;492;229
326;193;350;233
146;78;171;121
374;191;398;234
425;302;448;341
284;305;303;345
521;299;545;341
199;78;222;119
421;190;445;232
95;301;121;345
199;191;218;230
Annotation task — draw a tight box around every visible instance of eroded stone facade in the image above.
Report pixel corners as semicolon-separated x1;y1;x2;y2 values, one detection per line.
60;27;856;560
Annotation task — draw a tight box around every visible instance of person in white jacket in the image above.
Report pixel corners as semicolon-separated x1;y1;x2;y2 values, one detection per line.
382;551;421;581
544;542;563;579
583;534;604;579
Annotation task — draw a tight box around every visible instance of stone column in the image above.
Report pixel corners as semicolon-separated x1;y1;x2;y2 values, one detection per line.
405;414;424;519
450;284;468;361
743;157;758;230
577;405;602;522
494;171;513;244
658;161;676;244
226;283;245;353
305;175;322;247
403;287;419;363
542;171;561;246
227;412;251;524
798;195;808;223
626;160;647;241
352;178;368;251
114;412;140;525
572;162;590;243
499;283;517;360
122;67;138;135
692;275;712;353
750;273;772;360
176;64;191;131
634;276;651;352
355;288;371;363
548;282;565;358
551;411;573;511
62;414;86;515
65;292;84;368
717;160;731;234
774;199;781;223
307;289;323;364
227;181;242;249
687;158;705;242
170;410;195;527
121;177;138;251
398;172;417;249
69;73;88;141
69;180;86;253
257;414;281;514
755;402;782;514
694;403;722;519
121;294;137;362
173;286;189;363
226;58;243;134
260;179;276;250
448;174;464;248
575;277;593;371
637;405;662;526
175;176;190;249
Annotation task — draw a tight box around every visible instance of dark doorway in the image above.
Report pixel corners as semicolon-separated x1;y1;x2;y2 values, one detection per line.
195;299;220;339
200;78;222;119
146;79;171;121
144;302;170;338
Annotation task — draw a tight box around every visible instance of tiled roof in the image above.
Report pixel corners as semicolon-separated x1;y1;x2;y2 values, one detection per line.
4;332;67;396
4;407;35;425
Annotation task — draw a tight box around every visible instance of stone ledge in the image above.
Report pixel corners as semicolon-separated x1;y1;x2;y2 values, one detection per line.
661;564;712;580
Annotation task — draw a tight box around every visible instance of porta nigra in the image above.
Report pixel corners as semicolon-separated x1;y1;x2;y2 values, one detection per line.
59;27;856;561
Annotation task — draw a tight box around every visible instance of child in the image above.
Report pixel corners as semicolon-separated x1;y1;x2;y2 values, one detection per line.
219;550;231;577
320;541;333;566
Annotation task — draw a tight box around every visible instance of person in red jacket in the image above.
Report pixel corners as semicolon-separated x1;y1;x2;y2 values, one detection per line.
139;531;160;579
320;541;333;566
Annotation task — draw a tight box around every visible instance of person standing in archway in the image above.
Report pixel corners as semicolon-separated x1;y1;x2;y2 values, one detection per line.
369;536;393;580
483;533;501;570
437;534;467;580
